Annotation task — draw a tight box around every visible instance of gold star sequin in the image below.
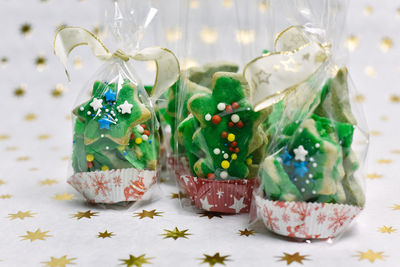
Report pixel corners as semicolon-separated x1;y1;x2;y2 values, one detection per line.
390;95;400;103
35;56;47;71
200;27;218;44
52;84;65;97
1;57;7;67
364;6;373;16
161;227;191;240
380;37;393;52
30;167;39;171
276;252;309;265
14;84;27;97
238;228;255;237
8;211;36;220
42;255;76;267
235;30;255;45
345;35;359;51
166;27;182;42
198;211;223;219
38;134;51;140
6;146;18;151
61;156;70;161
378;226;396;234
53;193;75;201
370;131;382;136
354;94;365;103
24;113;37;121
364;66;376;77
391;149;400;154
20;228;51;242
20;23;32;36
377;159;392;164
134;209;163;219
170;192;186;199
16;156;30;161
356;250;385;263
0;194;12;199
367;173;382;180
119;254;153;267
40;179;58;186
199;253;230;266
65;115;72;121
0;134;10;140
0;179;5;186
390;204;400;210
98;230;114;239
259;0;268;13
72;210;98;220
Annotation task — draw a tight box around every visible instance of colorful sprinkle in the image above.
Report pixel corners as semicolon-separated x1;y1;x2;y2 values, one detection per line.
142;135;149;141
232;102;239;109
205;113;212;121
207;173;215;179
220;171;228;179
213;148;221;155
136;125;144;134
135;138;143;144
223;153;229;159
221;160;230;169
231;114;240;123
231;141;237;147
227;133;235;142
246;158;253;165
143;130;150;136
86;154;94;162
231;153;237;160
228;122;234;127
221;131;228;139
217;103;226;111
87;161;93;168
212;115;221;125
101;165;109;171
130;133;135;140
236;121;244;128
225;105;233;113
234;148;239;153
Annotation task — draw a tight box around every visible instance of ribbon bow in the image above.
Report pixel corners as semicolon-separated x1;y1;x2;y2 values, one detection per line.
244;26;331;112
53;27;180;101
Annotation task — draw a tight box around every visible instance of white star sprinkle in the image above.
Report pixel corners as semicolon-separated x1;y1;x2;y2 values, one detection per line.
90;98;103;111
294;145;308;161
118;100;133;114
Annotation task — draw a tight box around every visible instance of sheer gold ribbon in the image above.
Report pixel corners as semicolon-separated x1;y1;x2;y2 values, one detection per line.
54;27;180;101
244;26;330;112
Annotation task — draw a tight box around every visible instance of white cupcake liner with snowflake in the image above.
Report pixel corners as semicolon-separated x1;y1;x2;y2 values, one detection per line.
254;195;362;239
68;168;157;204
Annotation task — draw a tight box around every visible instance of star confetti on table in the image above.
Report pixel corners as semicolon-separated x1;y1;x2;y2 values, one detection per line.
276;252;309;265
367;173;383;180
356;250;386;263
199;253;230;266
390;204;400;210
161;227;191;240
72;210;99;220
170;192;187;199
378;226;396;234
0;179;5;186
53;192;75;201
198;211;223;219
42;255;76;267
98;230;114;239
20;228;51;242
40;179;58;186
8;210;36;220
238;228;255;237
0;194;12;199
119;254;153;267
134;209;163;219
377;159;392;164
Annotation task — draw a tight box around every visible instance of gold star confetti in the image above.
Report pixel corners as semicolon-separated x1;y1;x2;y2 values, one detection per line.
238;228;255;237
276;252;309;265
119;254;153;267
16;156;30;161
170;192;187;199
390;204;400;210
380;37;393;52
367;173;382;180
38;134;51;140
378;226;396;234
30;167;39;171
1;57;7;66
198;211;223;219
20;228;51;242
354;94;365;103
134;209;163;219
370;131;382;136
24;113;37;121
72;210;98;220
20;23;32;36
235;29;255;45
200;27;218;44
166;27;182;42
0;179;5;186
390;95;400;103
364;6;373;16
161;227;191;240
14;84;27;97
65;115;72;121
42;255;76;267
98;230;114;239
40;179;58;186
61;156;70;161
52;84;65;97
0;194;12;200
35;56;47;71
8;211;36;220
356;250;385;263
199;253;230;266
345;35;359;51
0;134;10;140
377;159;392;164
259;0;268;13
6;146;18;151
364;66;376;77
53;193;75;201
391;149;400;154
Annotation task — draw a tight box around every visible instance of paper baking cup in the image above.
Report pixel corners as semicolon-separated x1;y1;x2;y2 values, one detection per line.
254;195;362;239
177;173;257;214
68;168;157;204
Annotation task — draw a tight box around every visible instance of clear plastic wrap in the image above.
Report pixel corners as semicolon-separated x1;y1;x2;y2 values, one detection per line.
54;0;179;205
249;0;369;241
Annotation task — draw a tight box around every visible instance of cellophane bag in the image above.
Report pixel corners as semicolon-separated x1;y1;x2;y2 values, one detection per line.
249;0;369;240
173;0;270;214
55;0;179;206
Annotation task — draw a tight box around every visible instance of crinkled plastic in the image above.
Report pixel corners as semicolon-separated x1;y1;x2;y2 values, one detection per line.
249;0;369;241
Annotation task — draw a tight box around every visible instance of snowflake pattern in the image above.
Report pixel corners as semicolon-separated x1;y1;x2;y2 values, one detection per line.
328;207;351;234
317;213;327;224
113;176;122;187
263;206;280;231
91;174;111;197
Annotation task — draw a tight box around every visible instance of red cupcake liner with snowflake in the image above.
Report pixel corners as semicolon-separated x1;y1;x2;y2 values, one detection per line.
254;195;362;239
68;168;157;204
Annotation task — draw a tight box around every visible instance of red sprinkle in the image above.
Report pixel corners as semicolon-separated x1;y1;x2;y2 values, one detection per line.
232;102;239;109
225;105;233;113
221;131;228;138
130;133;135;140
229;147;234;152
234;148;240;153
228;122;234;127
143;130;150;136
141;124;147;129
237;121;244;128
231;141;237;147
207;173;215;179
212;115;221;125
87;161;94;168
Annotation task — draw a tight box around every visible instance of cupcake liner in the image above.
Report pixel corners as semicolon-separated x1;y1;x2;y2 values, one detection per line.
68;168;157;204
254;195;362;239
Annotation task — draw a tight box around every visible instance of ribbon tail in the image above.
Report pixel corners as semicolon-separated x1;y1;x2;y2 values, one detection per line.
131;47;180;101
